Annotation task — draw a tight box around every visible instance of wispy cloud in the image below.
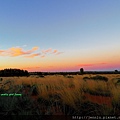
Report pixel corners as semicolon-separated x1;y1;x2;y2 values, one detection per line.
0;46;39;57
41;55;45;58
32;46;39;51
55;52;64;55
25;53;41;58
42;48;64;56
9;47;29;56
9;47;39;57
53;49;58;53
0;46;64;58
52;49;64;55
42;48;52;54
77;63;107;67
78;64;95;67
22;66;41;71
0;50;5;54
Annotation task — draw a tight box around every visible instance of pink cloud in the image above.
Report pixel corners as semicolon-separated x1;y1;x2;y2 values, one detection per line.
32;46;39;51
22;66;41;72
52;49;64;55
77;63;107;67
9;47;28;56
25;53;41;58
0;50;4;53
41;55;45;58
0;46;64;58
55;52;64;55
41;48;64;56
8;47;39;57
53;49;58;53
78;63;95;67
0;46;39;57
0;50;5;55
42;48;52;54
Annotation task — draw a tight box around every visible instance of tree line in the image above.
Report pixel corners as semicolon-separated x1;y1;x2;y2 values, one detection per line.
0;68;29;77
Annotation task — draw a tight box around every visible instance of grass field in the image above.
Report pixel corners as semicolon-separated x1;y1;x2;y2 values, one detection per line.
0;74;120;117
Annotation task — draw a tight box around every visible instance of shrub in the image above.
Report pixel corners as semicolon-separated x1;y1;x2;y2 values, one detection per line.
31;85;39;95
67;75;74;78
90;75;108;82
116;79;120;84
64;75;74;78
83;77;90;80
39;75;45;78
112;78;120;86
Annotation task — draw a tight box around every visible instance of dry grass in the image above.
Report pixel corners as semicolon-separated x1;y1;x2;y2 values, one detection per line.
1;74;120;115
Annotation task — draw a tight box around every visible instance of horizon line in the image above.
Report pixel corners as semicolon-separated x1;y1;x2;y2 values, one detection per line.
0;68;119;72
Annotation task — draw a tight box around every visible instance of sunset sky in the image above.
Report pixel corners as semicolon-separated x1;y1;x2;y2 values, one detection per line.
0;0;120;72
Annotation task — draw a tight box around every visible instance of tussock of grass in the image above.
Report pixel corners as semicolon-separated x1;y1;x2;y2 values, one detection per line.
64;75;74;78
112;78;120;86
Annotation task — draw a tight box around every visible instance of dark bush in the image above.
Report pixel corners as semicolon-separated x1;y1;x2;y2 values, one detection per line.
116;79;120;84
83;77;90;80
66;75;74;78
0;68;29;77
31;85;39;95
39;75;45;78
90;75;108;82
64;75;74;78
113;78;120;86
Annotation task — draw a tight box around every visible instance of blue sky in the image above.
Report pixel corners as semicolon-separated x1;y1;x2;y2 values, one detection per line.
0;0;120;72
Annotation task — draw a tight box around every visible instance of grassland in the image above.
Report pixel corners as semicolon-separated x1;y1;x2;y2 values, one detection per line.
0;74;120;118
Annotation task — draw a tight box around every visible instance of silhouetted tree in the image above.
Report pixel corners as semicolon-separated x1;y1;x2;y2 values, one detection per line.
80;68;84;74
115;70;118;73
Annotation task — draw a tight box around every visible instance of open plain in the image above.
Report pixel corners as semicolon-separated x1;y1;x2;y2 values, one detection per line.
0;74;120;117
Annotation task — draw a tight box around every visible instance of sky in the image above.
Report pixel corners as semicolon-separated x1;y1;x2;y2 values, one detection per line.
0;0;120;72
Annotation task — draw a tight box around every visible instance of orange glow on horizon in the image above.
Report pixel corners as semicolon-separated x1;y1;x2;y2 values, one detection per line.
20;62;120;72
